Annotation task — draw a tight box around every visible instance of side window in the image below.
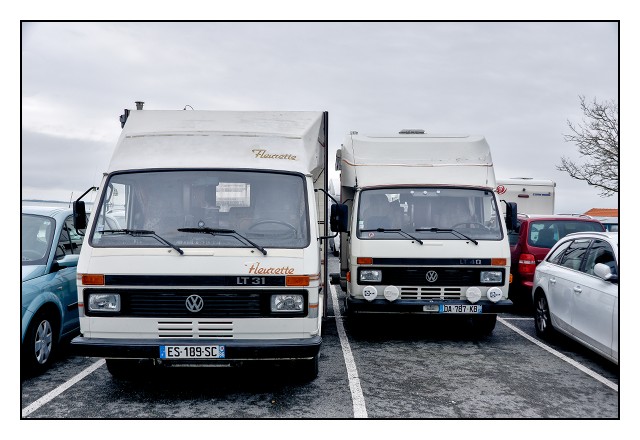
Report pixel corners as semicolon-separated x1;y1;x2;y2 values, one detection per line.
559;239;591;272
57;215;86;257
547;240;572;264
528;221;559;248
583;240;617;276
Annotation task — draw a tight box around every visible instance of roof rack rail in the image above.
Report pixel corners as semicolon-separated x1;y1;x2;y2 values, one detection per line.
557;213;594;219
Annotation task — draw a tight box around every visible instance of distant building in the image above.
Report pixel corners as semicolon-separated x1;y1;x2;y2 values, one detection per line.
584;208;618;232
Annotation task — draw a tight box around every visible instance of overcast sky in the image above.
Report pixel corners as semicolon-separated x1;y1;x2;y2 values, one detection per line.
21;21;619;214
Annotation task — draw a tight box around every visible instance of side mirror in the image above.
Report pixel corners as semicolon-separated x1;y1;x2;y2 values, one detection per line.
73;201;88;230
330;203;349;233
594;262;618;283
505;202;518;231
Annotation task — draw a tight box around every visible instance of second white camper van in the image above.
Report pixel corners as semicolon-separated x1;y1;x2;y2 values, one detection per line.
330;130;516;334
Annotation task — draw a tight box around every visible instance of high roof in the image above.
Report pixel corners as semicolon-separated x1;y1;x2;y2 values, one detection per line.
339;133;496;188
107;110;326;175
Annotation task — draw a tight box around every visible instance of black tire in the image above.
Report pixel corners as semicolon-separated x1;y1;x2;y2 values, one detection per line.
106;359;142;380
534;291;554;339
22;309;59;375
472;314;497;335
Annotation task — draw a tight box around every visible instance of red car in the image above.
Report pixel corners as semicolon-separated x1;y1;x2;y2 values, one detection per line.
508;214;605;305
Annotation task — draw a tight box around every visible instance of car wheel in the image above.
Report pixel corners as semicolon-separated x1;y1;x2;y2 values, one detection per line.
534;292;554;339
23;310;58;374
472;314;497;335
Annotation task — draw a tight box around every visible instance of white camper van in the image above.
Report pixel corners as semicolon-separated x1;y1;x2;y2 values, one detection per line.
330;130;515;334
71;107;329;380
496;178;555;215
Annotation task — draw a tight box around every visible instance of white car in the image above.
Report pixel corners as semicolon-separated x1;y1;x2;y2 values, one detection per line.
532;231;618;364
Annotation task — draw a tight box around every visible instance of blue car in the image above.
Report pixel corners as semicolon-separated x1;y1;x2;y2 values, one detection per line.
22;206;85;374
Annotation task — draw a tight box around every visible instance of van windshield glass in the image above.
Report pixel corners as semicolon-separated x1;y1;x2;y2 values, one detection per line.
357;187;503;241
90;170;309;249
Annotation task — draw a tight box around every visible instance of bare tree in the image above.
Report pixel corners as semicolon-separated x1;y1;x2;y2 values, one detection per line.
558;96;619;197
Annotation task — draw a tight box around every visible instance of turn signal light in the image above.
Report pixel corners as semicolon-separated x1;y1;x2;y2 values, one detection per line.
357;257;373;265
518;254;537;274
81;274;105;285
286;275;310;286
491;258;507;266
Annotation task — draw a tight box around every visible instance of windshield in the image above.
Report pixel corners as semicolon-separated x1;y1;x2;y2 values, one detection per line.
357;187;503;241
90;170;310;249
22;214;55;265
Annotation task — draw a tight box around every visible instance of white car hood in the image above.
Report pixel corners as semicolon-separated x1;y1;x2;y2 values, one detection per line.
22;265;46;282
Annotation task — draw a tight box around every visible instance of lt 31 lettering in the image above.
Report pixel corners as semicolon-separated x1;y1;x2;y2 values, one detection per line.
237;276;266;285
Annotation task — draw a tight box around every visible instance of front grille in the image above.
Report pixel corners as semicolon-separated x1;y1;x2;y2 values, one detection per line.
157;320;233;338
400;287;462;300
358;267;505;287
129;291;262;317
83;288;307;318
382;267;477;285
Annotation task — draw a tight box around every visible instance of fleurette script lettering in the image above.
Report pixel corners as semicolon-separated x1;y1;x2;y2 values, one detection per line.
252;149;297;160
248;262;295;275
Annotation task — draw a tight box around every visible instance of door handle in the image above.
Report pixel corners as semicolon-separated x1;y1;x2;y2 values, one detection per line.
573;286;582;294
549;278;556;284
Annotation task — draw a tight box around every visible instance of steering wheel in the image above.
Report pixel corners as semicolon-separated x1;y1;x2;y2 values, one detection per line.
248;220;297;234
452;222;491;231
22;250;43;261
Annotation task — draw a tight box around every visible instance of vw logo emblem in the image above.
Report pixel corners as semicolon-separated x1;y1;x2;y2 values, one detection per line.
185;295;204;313
425;270;438;283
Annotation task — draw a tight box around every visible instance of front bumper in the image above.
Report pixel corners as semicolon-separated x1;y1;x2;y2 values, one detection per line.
70;336;321;361
346;298;513;314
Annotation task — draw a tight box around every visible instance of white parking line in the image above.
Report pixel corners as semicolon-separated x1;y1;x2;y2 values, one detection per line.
22;359;106;418
501;317;535;320
330;284;368;418
497;317;618;392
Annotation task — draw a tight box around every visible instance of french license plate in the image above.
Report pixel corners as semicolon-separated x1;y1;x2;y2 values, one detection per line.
439;304;482;314
159;345;225;359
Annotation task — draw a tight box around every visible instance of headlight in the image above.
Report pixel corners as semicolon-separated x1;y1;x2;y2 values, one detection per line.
480;271;503;284
359;269;382;282
271;294;304;312
88;293;121;312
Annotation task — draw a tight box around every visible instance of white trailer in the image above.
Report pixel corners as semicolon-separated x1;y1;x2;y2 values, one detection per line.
496;178;555;215
71;106;329;380
330;130;515;334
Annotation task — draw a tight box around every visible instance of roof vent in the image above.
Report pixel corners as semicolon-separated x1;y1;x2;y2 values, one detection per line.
399;129;425;134
135;101;145;110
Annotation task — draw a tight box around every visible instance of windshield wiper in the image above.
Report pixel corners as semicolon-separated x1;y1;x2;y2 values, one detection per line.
414;227;478;245
360;228;423;245
101;229;184;255
178;227;267;255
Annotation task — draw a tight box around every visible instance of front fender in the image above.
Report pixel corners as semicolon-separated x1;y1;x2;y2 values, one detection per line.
21;284;64;343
